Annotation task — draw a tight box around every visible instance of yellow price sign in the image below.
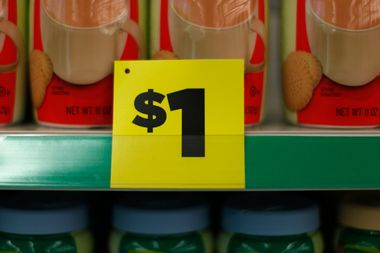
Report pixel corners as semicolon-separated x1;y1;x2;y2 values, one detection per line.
111;60;245;189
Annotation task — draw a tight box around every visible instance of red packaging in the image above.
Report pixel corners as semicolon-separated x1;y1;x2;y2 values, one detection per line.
150;0;268;126
0;0;26;126
30;0;145;127
282;0;380;127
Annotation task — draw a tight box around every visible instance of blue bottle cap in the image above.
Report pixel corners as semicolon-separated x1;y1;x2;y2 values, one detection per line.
113;199;209;235
222;194;320;236
0;205;88;235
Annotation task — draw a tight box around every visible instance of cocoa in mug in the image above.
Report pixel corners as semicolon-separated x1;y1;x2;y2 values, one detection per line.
307;0;380;86
30;0;146;127
282;0;380;127
151;0;268;126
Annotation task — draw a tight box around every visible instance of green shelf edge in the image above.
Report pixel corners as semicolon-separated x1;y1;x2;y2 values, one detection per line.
1;134;380;190
245;136;380;190
0;136;111;189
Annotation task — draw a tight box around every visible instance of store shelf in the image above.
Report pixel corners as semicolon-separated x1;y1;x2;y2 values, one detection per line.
0;125;380;190
246;125;380;190
0;126;111;189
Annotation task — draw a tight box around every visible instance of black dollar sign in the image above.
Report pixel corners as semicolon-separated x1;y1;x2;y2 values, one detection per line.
133;89;167;133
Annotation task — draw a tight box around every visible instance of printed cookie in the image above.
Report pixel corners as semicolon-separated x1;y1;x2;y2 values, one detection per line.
30;50;53;109
283;51;321;111
283;73;314;112
152;50;178;60
287;51;322;88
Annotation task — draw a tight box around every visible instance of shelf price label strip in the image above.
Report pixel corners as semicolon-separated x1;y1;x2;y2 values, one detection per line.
111;60;245;189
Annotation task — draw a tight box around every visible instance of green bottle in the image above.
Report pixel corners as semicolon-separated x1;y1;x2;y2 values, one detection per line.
218;194;324;253
0;204;93;253
110;200;212;253
337;195;380;253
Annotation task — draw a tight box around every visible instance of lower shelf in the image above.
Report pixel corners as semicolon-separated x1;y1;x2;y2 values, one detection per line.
0;125;379;190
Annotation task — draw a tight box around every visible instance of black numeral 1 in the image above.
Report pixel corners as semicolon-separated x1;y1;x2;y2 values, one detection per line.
167;89;205;157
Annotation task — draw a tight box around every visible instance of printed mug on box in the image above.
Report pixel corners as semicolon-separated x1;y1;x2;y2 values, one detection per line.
306;0;380;87
30;0;146;127
151;0;268;126
40;0;144;85
282;0;380;128
169;0;266;73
